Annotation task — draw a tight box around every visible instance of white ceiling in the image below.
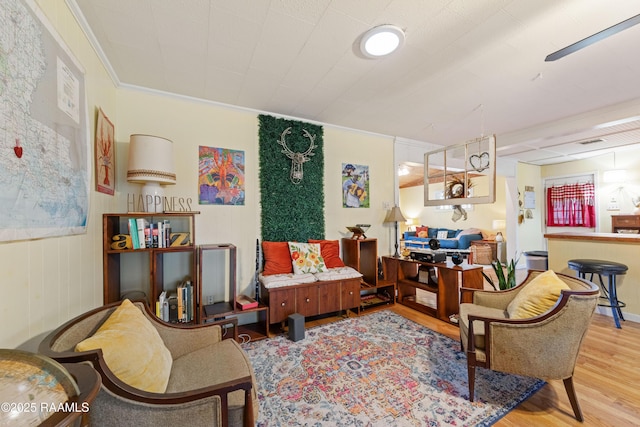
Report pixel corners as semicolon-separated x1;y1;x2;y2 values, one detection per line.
69;0;640;165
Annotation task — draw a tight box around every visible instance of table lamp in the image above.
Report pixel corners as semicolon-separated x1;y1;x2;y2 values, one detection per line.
492;219;506;242
127;134;176;212
384;206;406;257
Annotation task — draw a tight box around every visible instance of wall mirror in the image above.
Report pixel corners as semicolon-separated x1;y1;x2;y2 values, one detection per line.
423;135;496;206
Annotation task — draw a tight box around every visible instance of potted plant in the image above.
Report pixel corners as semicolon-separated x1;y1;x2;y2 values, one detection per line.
482;254;520;290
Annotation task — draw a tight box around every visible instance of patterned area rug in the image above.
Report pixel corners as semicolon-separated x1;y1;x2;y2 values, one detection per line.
242;311;545;426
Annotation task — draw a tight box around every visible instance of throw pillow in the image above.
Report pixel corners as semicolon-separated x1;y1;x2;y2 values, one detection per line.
262;241;293;275
308;239;345;268
507;270;571;319
417;230;429;238
458;228;482;236
416;226;428;235
75;299;173;393
436;230;448;239
288;242;327;274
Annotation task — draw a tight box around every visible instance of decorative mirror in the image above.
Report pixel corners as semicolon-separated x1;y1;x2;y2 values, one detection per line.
423;135;496;206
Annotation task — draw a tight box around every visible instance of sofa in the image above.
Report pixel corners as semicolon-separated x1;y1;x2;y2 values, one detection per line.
404;226;483;250
39;299;257;427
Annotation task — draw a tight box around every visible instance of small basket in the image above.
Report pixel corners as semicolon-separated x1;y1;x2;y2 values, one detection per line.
472;244;493;265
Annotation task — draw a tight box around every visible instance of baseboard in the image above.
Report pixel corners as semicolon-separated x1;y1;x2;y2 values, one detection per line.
595;306;639;324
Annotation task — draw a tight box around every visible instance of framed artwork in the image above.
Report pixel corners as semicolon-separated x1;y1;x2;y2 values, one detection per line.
95;108;115;195
198;146;245;205
342;163;369;208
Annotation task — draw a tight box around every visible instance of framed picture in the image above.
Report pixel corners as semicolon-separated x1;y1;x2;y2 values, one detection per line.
95;108;115;195
342;163;369;208
198;146;245;205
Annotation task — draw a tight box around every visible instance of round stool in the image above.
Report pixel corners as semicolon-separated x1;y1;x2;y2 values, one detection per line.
568;259;628;328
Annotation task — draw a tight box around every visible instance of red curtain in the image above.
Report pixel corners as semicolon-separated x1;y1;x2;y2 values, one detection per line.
546;183;595;227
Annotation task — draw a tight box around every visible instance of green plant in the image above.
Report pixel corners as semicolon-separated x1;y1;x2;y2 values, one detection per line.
482;255;521;290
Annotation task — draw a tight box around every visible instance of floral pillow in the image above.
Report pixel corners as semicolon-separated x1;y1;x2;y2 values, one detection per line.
288;242;327;274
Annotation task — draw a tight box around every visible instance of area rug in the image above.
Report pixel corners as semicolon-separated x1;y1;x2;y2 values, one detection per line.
242;310;545;426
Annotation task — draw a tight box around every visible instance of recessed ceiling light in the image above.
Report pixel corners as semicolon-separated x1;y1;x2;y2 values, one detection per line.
360;25;405;58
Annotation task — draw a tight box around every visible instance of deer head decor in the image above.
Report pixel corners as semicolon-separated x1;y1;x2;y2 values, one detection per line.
277;127;317;184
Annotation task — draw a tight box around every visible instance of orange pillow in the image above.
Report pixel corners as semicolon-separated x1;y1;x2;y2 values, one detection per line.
262;241;293;275
416;226;428;234
309;239;345;268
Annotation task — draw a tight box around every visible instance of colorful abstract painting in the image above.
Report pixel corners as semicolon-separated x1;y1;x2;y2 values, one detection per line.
198;146;245;205
342;163;369;208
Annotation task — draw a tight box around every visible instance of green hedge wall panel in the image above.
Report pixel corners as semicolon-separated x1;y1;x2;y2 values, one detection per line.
258;115;325;242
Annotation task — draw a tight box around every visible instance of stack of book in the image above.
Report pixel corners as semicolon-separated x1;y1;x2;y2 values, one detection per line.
156;280;194;323
127;218;173;249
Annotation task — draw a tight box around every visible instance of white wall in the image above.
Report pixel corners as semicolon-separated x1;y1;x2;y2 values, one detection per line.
515;162;545;256
115;90;396;296
541;150;640;231
0;0;396;349
0;0;119;349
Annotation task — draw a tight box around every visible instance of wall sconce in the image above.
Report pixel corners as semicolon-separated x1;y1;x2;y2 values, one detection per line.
384;206;406;257
127;134;176;212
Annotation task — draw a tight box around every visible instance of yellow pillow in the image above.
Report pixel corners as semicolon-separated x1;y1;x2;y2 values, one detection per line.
75;299;172;393
507;270;570;319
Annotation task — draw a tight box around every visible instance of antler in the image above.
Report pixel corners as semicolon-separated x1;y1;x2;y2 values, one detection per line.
300;129;317;157
278;128;295;159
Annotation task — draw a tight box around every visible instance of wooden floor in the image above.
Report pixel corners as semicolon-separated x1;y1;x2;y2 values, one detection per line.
387;304;640;427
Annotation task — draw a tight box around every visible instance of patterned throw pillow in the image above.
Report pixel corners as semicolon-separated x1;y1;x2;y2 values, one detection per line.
308;239;345;268
288;242;327;274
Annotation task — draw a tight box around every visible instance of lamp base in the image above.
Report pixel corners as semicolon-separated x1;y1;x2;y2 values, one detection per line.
141;182;165;213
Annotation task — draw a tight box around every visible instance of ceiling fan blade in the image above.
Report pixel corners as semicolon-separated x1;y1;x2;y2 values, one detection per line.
545;13;640;62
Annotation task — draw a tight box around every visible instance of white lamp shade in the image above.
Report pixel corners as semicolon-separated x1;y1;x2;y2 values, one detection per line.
127;134;176;185
492;219;506;230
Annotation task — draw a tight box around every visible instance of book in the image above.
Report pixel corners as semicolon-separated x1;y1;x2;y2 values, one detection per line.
157;221;164;248
184;281;193;321
152;225;159;248
128;218;140;249
168;293;179;322
236;294;258;310
163;220;171;248
158;291;168;321
177;285;184;322
145;223;153;248
135;218;147;249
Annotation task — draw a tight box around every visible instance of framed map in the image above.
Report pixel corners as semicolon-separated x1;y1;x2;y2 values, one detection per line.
0;0;90;241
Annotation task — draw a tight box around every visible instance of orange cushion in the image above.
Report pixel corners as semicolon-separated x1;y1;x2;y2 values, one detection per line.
309;239;345;268
262;241;293;275
416;226;428;234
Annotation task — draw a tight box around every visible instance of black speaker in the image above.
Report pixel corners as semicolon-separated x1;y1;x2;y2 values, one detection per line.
288;313;305;342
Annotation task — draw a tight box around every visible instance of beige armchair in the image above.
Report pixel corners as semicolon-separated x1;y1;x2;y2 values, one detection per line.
459;270;599;422
39;300;257;427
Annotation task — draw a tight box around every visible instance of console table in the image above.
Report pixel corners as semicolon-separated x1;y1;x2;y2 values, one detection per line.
383;256;483;323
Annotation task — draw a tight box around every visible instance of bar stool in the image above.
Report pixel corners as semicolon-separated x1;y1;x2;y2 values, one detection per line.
568;259;628;328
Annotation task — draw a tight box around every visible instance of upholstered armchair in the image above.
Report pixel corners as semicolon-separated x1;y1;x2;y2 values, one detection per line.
459;270;599;421
39;300;257;427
